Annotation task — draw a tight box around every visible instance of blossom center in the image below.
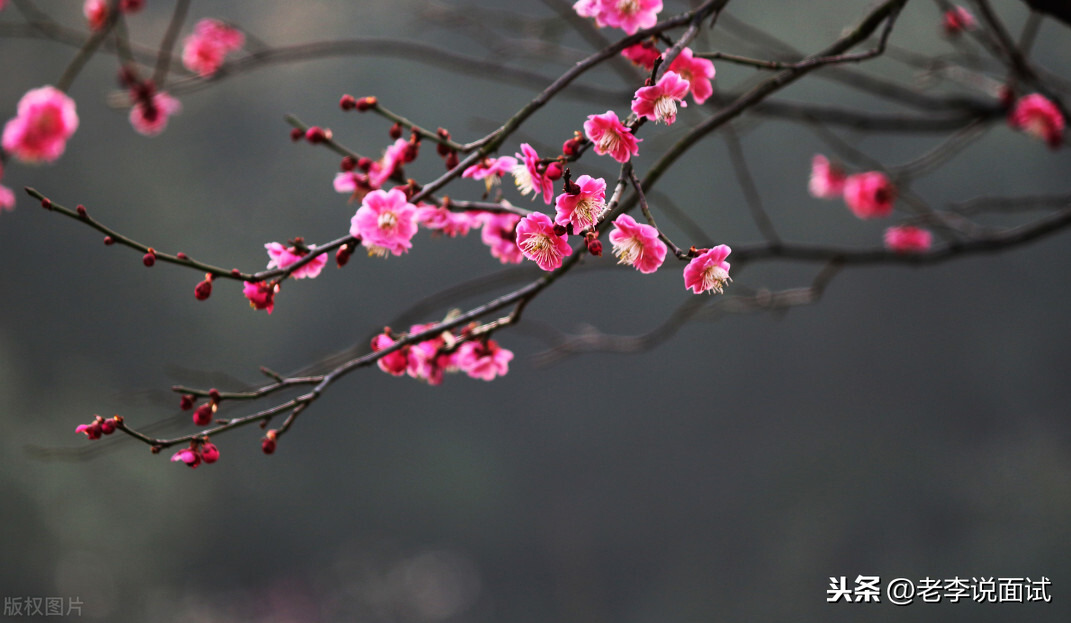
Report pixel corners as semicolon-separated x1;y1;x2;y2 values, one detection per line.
511;162;535;196
518;233;557;265
596;131;622;155
613;236;643;265
377;210;398;231
702;265;731;294
574;197;606;228
617;0;640;15
654;96;677;123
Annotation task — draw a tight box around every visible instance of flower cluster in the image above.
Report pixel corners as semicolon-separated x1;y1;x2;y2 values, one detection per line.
182;19;245;77
170;439;221;469
809;155;897;219
75;415;120;440
265;239;329;279
372;327;514;384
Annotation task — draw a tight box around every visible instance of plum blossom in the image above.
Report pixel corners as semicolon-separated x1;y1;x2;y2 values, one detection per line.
574;0;663;35
942;6;976;36
884;226;933;253
2;86;79;163
243;281;276;314
843;171;896;219
182;19;245;77
554;175;606;232
456;340;513;381
1008;93;1065;149
621;41;660;70
808;154;847;199
584;110;640;163
667;48;716;104
511;143;554;204
369;138;409;189
129;89;181;136
350;187;419;256
264;240;329;279
516;212;573;271
609;213;667;274
479;211;525;264
684;245;732;294
463;155;517;192
171;448;201;468
631;71;690;125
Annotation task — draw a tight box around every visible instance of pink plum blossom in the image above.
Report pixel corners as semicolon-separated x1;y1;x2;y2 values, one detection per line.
842;171;896;219
609;213;667;274
479;211;525;264
463;155;517;192
942;6;976;36
417;205;479;237
554;175;606;231
584;110;640;163
243;281;276;314
182;19;245;77
667;47;716;104
75;422;102;440
129;90;181;136
511;143;554;204
371;332;410;376
574;0;663;35
516;211;572;271
456;339;513;381
621;41;660;70
884;226;933;253
368;138;409;189
265;241;328;279
631;71;690;125
1008;93;1065;149
808;154;847;199
350;187;419;256
684;245;732;294
2;86;79;164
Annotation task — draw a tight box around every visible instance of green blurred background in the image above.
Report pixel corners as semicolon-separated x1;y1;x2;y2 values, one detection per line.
2;1;1070;621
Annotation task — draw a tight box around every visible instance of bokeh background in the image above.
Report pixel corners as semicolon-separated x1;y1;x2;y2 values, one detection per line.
2;1;1070;621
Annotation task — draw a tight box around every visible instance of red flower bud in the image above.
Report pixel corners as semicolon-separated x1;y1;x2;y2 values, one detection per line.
192;403;213;426
76;204;87;218
544;162;563;180
99;418;116;435
261;437;277;454
180;394;195;410
142;251;156;267
339;94;357;110
305;126;327;144
200;442;220;464
194;277;213;300
289;128;303;142
389;122;403;140
357;96;377;111
104;236;115;245
340;155;357;171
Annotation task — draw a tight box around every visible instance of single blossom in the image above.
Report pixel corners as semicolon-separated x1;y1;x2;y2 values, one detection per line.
350;187;419;256
243;281;276;314
667;47;716;104
516;212;572;271
884;225;933;253
368;138;409;189
584;110;640;163
511;143;554;204
456;340;513;381
684;245;732;294
631;71;690;125
574;0;663;35
129;90;181;136
170;448;201;468
554;175;606;232
621;41;660;70
182;19;245;77
608;213;667;274
479;211;525;264
265;241;328;279
808;154;847;199
1008;93;1065;149
2;86;79;163
463;155;518;192
942;6;976;35
842;171;896;219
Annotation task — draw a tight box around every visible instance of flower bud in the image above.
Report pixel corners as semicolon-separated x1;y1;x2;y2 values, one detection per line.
339;94;357;110
194;277;213;301
389;122;403;139
200;442;220;464
192;403;213;426
142;251;156;267
180;394;195;410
